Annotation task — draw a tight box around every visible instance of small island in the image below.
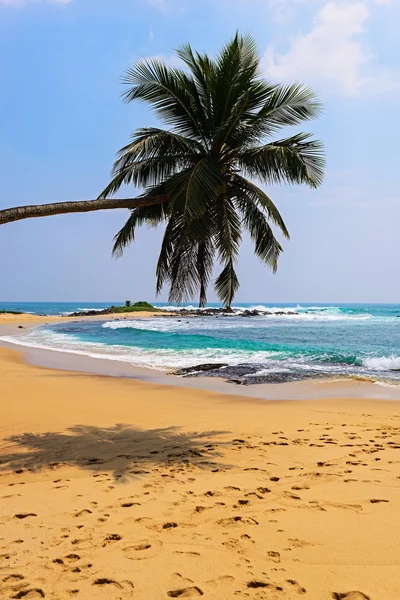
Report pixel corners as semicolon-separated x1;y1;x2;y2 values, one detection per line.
67;301;160;317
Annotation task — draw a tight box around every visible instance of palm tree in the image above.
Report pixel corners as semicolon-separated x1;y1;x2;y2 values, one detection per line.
0;34;325;307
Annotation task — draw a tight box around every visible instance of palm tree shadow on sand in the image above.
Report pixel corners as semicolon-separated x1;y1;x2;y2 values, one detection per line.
1;423;230;481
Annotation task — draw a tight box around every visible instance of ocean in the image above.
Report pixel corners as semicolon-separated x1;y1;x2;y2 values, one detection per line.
1;302;399;386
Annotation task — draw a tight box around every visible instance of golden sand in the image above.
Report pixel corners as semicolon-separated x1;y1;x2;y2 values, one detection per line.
1;343;400;599
0;310;172;325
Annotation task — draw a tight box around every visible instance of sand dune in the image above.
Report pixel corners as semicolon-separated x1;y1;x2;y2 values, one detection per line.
1;346;400;599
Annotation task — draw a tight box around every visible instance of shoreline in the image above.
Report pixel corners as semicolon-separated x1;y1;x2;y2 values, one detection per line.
1;313;400;401
1;343;400;598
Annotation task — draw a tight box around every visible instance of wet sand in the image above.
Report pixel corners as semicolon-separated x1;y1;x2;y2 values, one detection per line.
1;337;400;599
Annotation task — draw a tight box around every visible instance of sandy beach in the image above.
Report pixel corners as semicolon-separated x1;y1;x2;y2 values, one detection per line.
1;315;400;599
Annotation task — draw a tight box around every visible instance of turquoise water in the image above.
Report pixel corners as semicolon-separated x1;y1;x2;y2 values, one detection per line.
0;301;120;316
1;303;400;384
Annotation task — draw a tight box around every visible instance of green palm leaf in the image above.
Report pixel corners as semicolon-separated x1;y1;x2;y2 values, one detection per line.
239;133;325;188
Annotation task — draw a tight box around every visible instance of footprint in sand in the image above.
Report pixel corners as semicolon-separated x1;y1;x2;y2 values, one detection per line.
92;578;134;592
172;574;195;586
247;581;270;589
267;551;281;563
206;575;235;585
102;534;122;547
2;574;25;583
11;589;45;598
70;538;92;549
64;553;81;563
93;578;121;588
122;539;162;560
74;509;92;517
217;516;258;527
162;522;179;530
167;586;204;597
286;579;307;594
332;593;370;600
2;493;22;499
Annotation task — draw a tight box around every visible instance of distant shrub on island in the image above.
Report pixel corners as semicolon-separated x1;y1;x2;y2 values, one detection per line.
111;301;159;313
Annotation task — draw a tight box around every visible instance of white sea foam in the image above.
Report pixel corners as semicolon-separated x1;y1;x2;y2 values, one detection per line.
0;329;279;371
363;356;400;371
101;309;372;334
102;318;258;333
61;307;107;316
77;307;107;312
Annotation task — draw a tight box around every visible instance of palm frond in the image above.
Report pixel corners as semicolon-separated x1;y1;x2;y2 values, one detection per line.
213;196;242;306
256;83;323;130
122;59;204;139
112;202;169;257
214;258;239;308
230;175;289;238
235;196;283;272
98;128;203;198
182;158;223;222
197;239;215;307
214;196;242;263
238;133;325;188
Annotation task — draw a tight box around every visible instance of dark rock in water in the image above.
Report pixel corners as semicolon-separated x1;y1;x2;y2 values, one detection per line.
174;362;331;385
18;325;24;329
240;372;315;385
219;365;260;378
67;308;113;317
169;308;299;318
174;363;229;376
175;363;259;379
240;309;299;317
171;307;236;317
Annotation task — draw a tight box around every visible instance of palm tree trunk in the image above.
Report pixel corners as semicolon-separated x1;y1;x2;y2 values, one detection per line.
0;195;168;226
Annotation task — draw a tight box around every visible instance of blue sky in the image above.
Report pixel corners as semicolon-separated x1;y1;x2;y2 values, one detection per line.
1;0;399;303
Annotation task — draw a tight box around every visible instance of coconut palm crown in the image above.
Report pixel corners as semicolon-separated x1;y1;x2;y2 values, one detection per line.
100;34;324;307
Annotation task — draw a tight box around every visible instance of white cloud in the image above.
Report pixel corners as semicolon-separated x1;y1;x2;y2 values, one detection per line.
263;1;398;96
0;0;71;5
267;0;391;22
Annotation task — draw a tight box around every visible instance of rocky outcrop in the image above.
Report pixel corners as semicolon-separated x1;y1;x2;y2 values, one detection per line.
171;308;299;317
173;362;329;385
174;308;234;317
67;308;113;317
173;363;229;376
